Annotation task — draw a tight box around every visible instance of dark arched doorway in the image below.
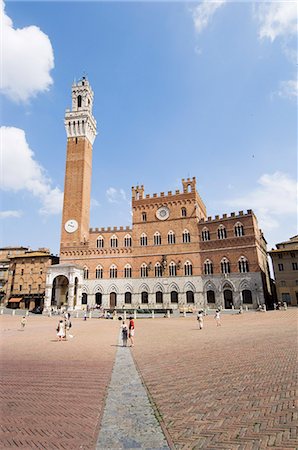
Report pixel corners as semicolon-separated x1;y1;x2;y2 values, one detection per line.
52;275;69;308
141;292;148;304
242;289;252;304
110;292;117;309
95;292;102;306
82;293;88;305
224;289;233;309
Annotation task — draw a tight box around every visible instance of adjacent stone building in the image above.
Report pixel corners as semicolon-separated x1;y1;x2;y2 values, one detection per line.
269;236;298;306
0;247;29;305
5;249;59;310
44;77;271;312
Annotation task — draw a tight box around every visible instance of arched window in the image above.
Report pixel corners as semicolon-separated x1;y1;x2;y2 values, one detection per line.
140;263;148;278
95;265;103;279
168;230;175;244
155;262;162;277
109;264;117;278
110;235;118;248
169;261;177;277
184;261;193;276
141;291;148;303
97;236;104;248
124;234;132;247
125;292;132;304
207;290;215;303
181;207;187;217
235;222;244;237
202;227;210;241
242;289;252;304
82;293;88;304
77;95;82;108
182;229;191;243
140;233;148;246
238;256;249;273
204;259;213;275
95;293;102;305
124;264;132;278
217;225;227;240
156;291;163;303
154;232;161;246
83;267;89;279
186;291;194;303
170;291;178;303
142;212;147;222
221;258;230;274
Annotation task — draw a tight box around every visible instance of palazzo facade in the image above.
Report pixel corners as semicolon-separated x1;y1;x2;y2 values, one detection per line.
44;78;271;312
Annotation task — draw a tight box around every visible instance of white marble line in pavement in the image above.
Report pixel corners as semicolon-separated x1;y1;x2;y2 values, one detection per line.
96;331;170;450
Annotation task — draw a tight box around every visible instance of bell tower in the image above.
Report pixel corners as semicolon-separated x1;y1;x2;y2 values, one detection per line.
60;77;97;251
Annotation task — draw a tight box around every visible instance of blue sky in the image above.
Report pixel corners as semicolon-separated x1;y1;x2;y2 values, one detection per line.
1;0;297;254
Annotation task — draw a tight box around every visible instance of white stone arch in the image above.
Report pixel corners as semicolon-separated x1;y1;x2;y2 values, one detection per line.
169;282;179;292
203;280;217;293
124;284;133;293
153;282;164;293
139;283;150;293
184;281;195;292
81;284;90;294
107;284;119;294
93;284;103;294
239;279;251;290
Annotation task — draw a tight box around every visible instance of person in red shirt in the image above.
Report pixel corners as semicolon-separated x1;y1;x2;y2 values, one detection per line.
128;317;135;347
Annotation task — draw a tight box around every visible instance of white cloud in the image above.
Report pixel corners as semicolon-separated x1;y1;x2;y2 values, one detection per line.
1;126;63;215
224;172;297;234
0;210;22;219
0;0;54;102
106;187;127;203
192;1;226;34
278;79;298;99
254;2;297;42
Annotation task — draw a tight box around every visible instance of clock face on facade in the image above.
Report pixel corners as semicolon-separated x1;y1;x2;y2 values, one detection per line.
156;206;170;221
65;219;78;233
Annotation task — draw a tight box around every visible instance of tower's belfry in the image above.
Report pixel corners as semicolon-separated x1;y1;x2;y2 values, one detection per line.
60;77;97;251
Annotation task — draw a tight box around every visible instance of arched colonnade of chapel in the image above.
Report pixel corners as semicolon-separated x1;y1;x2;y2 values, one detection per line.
44;264;264;311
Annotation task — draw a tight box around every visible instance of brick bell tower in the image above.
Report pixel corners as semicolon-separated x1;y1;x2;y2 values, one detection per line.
60;77;97;251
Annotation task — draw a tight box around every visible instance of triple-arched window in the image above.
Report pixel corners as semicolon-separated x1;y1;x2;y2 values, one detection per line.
97;236;104;248
155;262;163;277
182;229;191;243
140;233;148;246
204;259;213;275
202;227;210;241
154;232;161;246
124;264;132;278
83;266;89;279
169;261;177;277
124;234;132;247
184;261;193;276
221;258;230;274
140;263;148;278
95;265;103;279
168;231;176;244
110;235;118;248
238;256;249;273
235;222;244;237
109;264;117;278
218;225;227;240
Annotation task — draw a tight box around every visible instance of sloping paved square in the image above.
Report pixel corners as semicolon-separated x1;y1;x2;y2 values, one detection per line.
132;310;298;450
1;316;119;449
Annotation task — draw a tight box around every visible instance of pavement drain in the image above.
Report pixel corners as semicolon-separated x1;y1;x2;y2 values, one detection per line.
96;332;170;450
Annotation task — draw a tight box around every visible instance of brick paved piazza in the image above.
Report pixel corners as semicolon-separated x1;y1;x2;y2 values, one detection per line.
1;310;297;450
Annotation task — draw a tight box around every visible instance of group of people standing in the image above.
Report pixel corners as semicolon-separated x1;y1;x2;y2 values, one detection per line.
197;309;222;329
56;312;72;341
121;317;135;347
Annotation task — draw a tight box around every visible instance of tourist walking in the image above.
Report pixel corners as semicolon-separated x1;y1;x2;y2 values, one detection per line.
20;316;27;330
197;310;204;330
214;309;221;326
57;319;66;341
121;321;128;347
128;316;135;347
